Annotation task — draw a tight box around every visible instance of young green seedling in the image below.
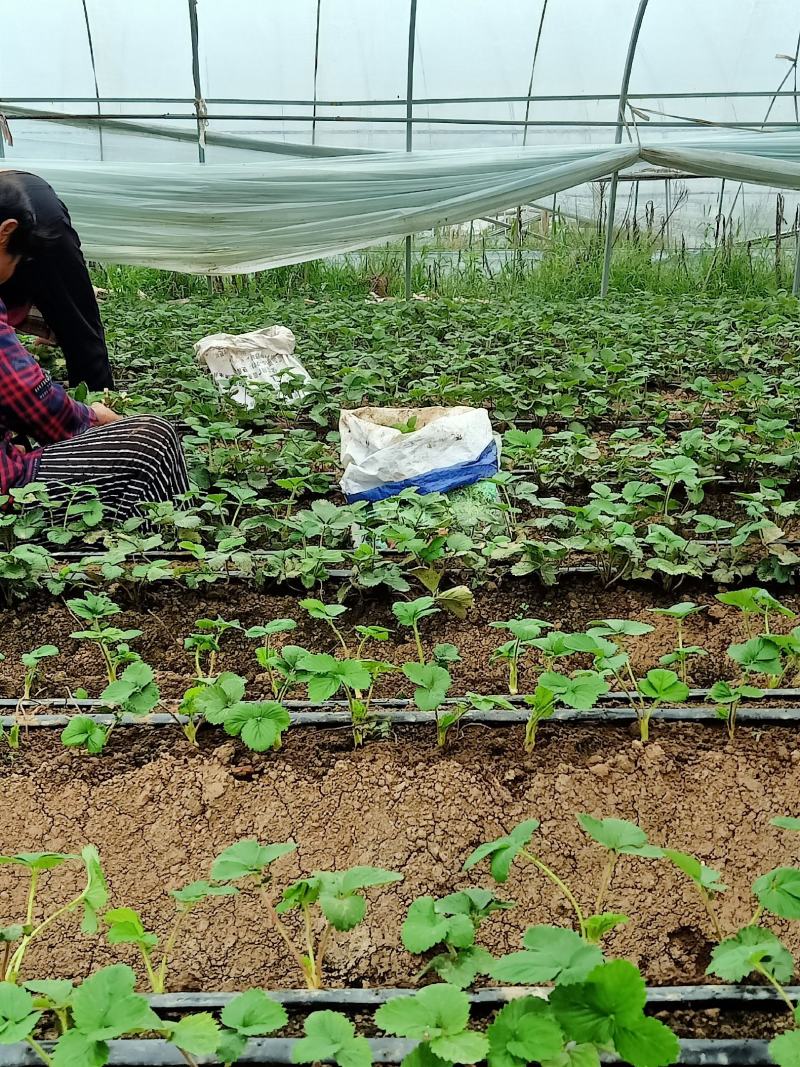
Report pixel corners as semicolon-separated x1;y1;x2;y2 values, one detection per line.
708;680;765;740
211;839;401;990
716;586;796;637
61;661;160;754
647;602;707;684
19;646;58;703
217;988;288;1066
292;1010;371;1067
577;815;662;921
727;635;784;686
1;847;107;984
299;598;349;654
376;984;489;1066
184;616;241;681
463;819;588;937
105;880;237;993
402;888;513;987
17;964;221;1066
67;592;142;683
299;652;391;745
662;849;727;942
490;618;551;695
255;643;313;701
436;694;515;749
245;619;297;695
636;668;690;741
522;684;555;751
392;597;440;664
180;672;291;751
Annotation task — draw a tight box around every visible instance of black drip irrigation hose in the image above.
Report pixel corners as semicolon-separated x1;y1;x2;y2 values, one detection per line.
5;699;800;730
0;1037;777;1065
146;983;800;1009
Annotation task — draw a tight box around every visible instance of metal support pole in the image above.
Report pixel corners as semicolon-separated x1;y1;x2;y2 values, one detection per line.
187;0;206;163
81;1;104;160
404;0;418;301
600;0;650;298
793;220;800;296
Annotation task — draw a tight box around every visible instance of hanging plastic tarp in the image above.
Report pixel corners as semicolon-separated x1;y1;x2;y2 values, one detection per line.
3;132;800;273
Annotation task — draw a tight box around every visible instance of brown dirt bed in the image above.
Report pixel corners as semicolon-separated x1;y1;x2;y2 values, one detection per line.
1;722;800;992
2;577;800;700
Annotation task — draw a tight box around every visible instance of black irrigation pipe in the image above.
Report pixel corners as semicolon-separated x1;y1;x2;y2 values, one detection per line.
0;1037;777;1064
147;983;800;1010
5;702;800;729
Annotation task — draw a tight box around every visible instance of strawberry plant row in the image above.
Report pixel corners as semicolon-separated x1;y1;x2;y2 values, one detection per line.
0;1036;778;1066
5;813;800;1063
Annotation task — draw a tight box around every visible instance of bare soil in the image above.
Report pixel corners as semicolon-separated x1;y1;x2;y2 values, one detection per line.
1;722;799;992
2;578;799;700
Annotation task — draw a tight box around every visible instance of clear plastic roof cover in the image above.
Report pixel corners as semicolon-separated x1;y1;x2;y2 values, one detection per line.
2;0;800;244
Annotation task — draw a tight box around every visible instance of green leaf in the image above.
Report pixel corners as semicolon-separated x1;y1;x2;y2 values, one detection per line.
753;867;800;920
463;820;539;883
292;1010;372;1067
663;850;727;894
376;984;469;1039
221;989;288;1036
79;846;108;935
24;980;74;1010
170;880;238;906
537;671;609;710
636;668;689;703
299;599;348;622
169;1012;221;1055
0;852;75;871
245;619;296;639
70;964;162;1039
550;960;679;1067
0;926;22;944
0;983;41;1044
51;1029;108;1067
211;840;296;881
773;817;800;832
706;926;794;982
487;997;564;1067
583;912;629;943
491;926;604;985
223;702;291;751
430;1029;489;1063
728;636;783;677
402;896;450;953
540;1044;600;1067
432;946;494;988
392;598;439;628
61;716;108;754
577;814;663;857
716;587;794;618
587;619;654;638
402;663;452;711
104;908;158;950
770;1029;800;1067
614;1016;683;1067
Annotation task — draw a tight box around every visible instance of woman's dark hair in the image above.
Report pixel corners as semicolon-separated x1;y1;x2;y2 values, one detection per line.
0;173;42;257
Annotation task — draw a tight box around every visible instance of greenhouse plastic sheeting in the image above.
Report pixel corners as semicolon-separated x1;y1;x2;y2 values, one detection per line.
4;132;800;273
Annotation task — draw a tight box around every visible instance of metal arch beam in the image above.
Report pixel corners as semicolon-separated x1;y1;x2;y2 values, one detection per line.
600;0;650;298
404;0;418;300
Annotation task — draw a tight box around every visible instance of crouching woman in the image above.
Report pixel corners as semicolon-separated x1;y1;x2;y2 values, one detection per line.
0;172;188;520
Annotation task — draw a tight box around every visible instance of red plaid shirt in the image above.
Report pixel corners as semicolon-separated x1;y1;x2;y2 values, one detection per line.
0;297;95;493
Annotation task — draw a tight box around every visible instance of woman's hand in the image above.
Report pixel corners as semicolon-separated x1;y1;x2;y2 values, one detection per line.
90;402;122;425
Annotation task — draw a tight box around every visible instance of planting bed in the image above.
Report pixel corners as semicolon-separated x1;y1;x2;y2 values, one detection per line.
7;292;800;1065
1;723;799;989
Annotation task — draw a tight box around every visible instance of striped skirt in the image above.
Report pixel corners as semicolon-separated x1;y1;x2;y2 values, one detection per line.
33;415;190;522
